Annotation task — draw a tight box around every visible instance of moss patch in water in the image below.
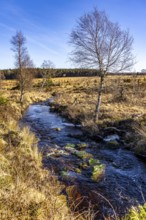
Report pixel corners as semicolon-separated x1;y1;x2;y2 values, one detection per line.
124;204;146;220
65;143;76;148
88;158;100;166
77;143;88;150
91;164;106;181
79;162;89;170
106;140;119;149
61;171;70;180
75;150;92;160
75;168;81;173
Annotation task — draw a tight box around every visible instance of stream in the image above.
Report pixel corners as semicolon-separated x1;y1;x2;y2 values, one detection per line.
21;100;146;219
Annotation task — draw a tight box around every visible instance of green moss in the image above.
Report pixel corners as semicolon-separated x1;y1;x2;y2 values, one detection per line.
91;164;105;181
65;143;76;148
0;96;8;105
79;162;89;169
75;168;81;173
88;158;100;166
75;150;92;159
77;143;88;149
123;204;146;220
61;171;69;179
106;140;119;149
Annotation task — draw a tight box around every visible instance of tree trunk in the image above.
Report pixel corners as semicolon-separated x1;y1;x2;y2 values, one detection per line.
19;74;24;103
20;88;24;103
40;76;47;91
94;72;105;123
39;70;48;92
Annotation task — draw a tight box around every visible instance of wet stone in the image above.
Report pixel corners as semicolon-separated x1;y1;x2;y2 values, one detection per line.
54;127;62;131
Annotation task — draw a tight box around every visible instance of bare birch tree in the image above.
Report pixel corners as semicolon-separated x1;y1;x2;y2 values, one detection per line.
40;60;55;89
11;31;34;103
70;8;135;122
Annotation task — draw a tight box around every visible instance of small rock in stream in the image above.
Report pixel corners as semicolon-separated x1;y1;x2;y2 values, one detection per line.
54;127;62;131
104;134;120;142
47;149;69;157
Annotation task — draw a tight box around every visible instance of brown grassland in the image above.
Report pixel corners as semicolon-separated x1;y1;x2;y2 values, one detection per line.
50;75;146;125
50;76;146;155
0;75;146;219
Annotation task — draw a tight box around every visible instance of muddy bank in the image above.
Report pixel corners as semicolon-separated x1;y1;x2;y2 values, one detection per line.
21;100;146;219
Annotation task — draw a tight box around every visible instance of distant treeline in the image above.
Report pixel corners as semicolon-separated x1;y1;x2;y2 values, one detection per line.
0;68;144;79
0;68;101;79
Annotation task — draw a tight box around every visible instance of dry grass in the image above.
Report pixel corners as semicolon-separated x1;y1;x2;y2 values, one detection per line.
0;86;75;219
0;120;74;220
50;75;146;124
43;75;146;153
0;77;146;219
0;81;96;220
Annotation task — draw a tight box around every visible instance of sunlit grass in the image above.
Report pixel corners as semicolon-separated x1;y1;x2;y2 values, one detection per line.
1;76;146;219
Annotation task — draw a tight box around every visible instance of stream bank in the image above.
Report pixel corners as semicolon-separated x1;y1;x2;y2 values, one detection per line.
21;100;146;219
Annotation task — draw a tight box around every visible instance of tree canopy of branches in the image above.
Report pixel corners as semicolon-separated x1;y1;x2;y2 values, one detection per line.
70;8;135;122
11;31;34;103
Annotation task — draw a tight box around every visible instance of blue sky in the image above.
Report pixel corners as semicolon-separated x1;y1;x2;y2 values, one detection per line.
0;0;145;71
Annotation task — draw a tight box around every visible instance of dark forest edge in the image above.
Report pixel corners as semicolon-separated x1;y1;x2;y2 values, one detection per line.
0;68;145;80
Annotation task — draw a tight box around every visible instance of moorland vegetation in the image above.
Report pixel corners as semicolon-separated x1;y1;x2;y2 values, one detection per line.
0;7;146;220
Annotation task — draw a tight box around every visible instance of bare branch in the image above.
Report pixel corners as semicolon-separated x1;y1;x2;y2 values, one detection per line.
69;8;135;122
70;8;135;73
11;31;34;103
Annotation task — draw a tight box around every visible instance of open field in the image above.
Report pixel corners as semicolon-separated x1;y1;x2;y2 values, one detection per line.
1;74;146;157
0;76;146;219
50;75;146;124
46;76;146;155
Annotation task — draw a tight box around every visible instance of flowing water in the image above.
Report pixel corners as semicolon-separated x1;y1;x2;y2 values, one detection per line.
21;100;146;219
